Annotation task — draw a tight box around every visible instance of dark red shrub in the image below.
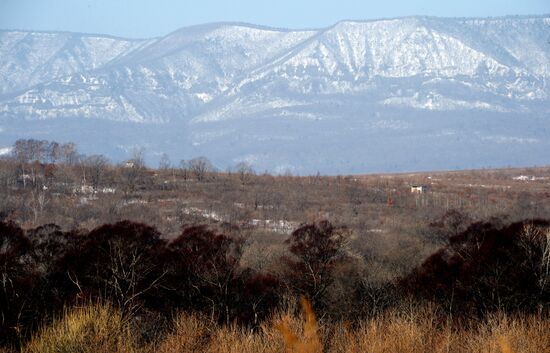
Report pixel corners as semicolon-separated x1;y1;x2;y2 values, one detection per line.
402;219;550;316
0;221;35;346
54;221;167;312
164;225;249;324
281;220;349;310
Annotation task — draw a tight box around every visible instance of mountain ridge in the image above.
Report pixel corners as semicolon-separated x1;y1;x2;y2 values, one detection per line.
0;15;549;174
6;13;548;38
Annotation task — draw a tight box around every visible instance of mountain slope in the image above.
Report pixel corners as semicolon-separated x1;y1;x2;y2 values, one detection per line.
0;16;549;174
0;24;316;122
0;30;152;94
195;16;549;123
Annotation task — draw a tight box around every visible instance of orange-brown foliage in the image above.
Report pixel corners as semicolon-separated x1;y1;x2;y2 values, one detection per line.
276;297;323;353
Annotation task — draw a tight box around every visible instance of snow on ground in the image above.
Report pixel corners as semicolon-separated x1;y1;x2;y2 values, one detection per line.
183;206;297;234
513;175;548;181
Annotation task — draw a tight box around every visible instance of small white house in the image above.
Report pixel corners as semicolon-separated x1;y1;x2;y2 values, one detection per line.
410;185;428;194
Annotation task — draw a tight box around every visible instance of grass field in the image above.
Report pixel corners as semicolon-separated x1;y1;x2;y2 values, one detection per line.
2;155;549;352
13;301;549;353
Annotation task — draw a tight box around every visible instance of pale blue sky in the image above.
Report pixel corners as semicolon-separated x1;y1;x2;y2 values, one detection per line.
1;0;549;38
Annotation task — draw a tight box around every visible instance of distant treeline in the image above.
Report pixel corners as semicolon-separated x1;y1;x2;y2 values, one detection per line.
6;138;255;176
1;217;549;348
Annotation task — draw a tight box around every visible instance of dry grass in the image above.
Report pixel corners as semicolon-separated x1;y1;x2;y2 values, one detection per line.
328;310;550;353
328;306;453;353
155;312;210;353
275;297;322;353
461;314;550;353
21;303;550;353
23;302;138;353
156;314;283;353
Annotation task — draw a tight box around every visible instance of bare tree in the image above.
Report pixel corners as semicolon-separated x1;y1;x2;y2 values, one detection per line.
29;190;49;226
129;147;146;169
188;157;215;182
84;155;110;190
234;162;255;184
519;224;550;296
48;141;61;164
13;139;31;188
61;142;78;165
178;160;189;181
121;147;147;192
167;225;245;324
282;221;350;307
158;153;171;170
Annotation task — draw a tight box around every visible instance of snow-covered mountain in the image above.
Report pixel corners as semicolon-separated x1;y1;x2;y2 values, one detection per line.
1;16;549;174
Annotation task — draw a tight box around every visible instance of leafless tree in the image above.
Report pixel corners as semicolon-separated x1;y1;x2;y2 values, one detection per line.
158;153;171;170
84;155;110;190
188;157;215;182
61;142;78;165
234;162;255;184
121;148;147;192
28;190;49;226
179;160;190;181
48;141;61;164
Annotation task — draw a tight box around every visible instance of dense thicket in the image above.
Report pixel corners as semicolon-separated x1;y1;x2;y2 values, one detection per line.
403;219;550;315
1;217;549;349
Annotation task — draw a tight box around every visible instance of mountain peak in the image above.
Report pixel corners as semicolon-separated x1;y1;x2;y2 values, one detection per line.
0;15;549;174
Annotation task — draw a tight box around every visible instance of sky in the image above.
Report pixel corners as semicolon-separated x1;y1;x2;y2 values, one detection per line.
1;0;549;38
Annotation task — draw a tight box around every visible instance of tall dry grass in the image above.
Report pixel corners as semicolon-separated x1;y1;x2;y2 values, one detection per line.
461;314;550;353
276;297;323;353
19;302;550;353
155;313;209;353
23;302;138;353
328;310;550;353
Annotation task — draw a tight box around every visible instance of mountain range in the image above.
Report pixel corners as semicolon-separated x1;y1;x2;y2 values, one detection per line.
1;15;549;174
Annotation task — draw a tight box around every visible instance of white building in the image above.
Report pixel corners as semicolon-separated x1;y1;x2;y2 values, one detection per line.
410;185;428;193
